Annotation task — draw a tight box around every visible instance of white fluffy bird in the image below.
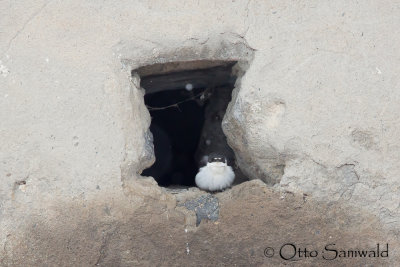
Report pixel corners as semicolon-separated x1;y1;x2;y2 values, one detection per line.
195;154;235;191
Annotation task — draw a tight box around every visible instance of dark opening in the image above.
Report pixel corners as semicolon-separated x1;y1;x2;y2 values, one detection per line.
136;60;245;187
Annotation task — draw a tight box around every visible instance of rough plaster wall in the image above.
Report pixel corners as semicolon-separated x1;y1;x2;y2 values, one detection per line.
241;1;400;230
1;0;400;265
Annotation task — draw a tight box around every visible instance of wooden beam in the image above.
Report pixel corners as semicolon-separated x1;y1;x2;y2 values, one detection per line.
141;65;236;94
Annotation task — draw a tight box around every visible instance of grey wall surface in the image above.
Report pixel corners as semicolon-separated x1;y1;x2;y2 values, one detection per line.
1;1;399;265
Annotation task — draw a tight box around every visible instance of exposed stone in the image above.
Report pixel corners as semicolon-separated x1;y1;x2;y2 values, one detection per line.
180;194;219;226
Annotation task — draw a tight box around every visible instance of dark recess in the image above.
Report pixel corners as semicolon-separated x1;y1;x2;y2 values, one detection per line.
138;61;243;187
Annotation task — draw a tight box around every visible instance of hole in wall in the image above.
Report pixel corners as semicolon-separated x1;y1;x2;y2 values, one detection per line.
133;60;249;188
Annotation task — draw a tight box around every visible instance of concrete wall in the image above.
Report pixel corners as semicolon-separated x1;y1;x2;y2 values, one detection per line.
1;0;399;265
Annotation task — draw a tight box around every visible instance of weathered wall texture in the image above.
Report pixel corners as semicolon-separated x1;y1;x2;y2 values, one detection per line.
1;0;399;265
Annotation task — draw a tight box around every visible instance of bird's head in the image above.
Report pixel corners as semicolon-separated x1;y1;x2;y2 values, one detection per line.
208;153;227;164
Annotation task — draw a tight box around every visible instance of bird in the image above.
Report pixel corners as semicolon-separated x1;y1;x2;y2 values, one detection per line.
195;153;235;191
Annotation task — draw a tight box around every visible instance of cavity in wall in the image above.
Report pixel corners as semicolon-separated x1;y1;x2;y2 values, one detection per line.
116;36;259;191
133;60;249;188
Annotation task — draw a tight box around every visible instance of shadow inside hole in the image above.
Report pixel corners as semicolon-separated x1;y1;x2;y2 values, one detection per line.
143;88;206;186
139;61;247;187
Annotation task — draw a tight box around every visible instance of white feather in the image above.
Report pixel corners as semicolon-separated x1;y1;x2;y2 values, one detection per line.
195;162;235;191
